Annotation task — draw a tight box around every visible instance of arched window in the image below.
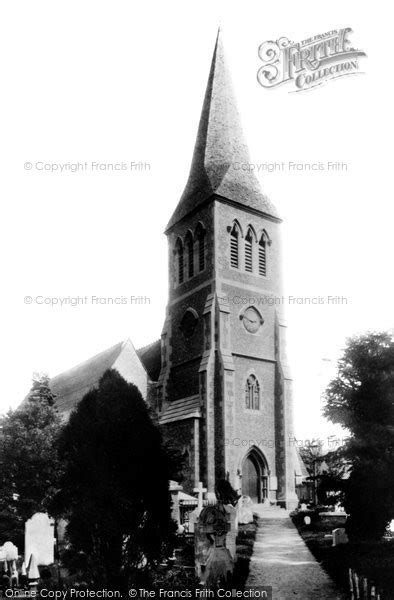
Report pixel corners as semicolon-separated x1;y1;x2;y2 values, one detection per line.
230;223;239;268
245;228;254;272
259;231;269;277
245;375;260;410
195;223;206;272
175;238;184;284
185;231;194;278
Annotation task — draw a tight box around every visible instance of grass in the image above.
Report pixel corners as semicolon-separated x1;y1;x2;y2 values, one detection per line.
292;512;394;599
232;516;258;588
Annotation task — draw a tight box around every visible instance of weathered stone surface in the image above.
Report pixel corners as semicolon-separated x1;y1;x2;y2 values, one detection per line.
25;513;55;566
332;528;349;546
237;496;254;525
195;504;233;586
166;32;277;233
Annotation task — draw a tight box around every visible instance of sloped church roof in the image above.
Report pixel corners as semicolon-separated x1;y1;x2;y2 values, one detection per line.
166;30;277;231
48;339;161;418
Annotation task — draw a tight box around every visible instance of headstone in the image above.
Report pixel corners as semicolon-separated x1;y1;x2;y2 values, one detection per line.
332;527;349;546
237;495;254;524
188;482;208;533
195;504;233;587
194;482;207;510
224;504;238;561
169;480;183;524
25;512;55;566
2;542;18;561
27;554;40;592
11;561;19;586
188;506;202;534
304;516;311;525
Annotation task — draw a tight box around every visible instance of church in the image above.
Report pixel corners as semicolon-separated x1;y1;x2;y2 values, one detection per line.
50;32;300;510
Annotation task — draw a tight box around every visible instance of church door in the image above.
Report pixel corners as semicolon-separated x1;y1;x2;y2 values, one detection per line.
242;455;260;503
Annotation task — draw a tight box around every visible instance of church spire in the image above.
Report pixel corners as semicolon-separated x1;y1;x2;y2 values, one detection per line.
166;30;277;231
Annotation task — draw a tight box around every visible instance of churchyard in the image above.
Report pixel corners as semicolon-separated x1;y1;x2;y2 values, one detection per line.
291;508;394;599
0;483;258;595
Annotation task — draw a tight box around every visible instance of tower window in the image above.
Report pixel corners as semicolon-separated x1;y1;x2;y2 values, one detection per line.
245;375;260;410
186;232;194;278
230;224;239;268
245;229;253;272
175;238;184;284
259;231;269;277
259;242;266;276
196;223;206;272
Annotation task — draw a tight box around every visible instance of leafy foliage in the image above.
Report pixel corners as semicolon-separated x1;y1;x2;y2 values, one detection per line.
0;373;61;546
51;370;176;588
323;332;394;540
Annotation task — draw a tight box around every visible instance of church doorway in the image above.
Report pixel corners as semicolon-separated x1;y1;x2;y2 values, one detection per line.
241;448;269;504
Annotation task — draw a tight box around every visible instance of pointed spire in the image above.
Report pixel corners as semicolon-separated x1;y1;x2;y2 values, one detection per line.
166;30;277;231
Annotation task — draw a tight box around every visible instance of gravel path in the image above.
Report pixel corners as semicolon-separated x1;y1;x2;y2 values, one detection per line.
246;514;347;600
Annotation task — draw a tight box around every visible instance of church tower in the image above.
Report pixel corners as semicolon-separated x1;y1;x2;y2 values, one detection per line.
157;32;298;509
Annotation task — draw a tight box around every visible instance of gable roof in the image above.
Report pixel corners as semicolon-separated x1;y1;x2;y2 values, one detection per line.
136;339;162;381
51;341;126;416
48;338;162;419
165;30;277;232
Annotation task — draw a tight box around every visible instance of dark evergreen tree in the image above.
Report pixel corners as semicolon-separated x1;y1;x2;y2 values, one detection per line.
52;369;176;588
323;331;394;540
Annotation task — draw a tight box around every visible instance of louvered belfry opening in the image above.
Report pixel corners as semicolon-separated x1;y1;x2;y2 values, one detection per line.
186;233;194;278
176;239;184;284
198;230;205;272
230;226;239;268
245;229;253;272
259;240;266;276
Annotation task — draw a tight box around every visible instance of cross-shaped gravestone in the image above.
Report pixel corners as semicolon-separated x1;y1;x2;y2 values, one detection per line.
194;481;207;510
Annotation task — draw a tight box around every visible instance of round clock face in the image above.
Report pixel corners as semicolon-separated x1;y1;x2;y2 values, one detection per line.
241;307;263;334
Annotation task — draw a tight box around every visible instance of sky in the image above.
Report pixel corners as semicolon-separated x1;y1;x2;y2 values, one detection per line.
1;0;393;445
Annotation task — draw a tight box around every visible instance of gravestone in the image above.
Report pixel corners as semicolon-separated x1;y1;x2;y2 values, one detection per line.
188;481;207;533
10;561;18;587
224;505;238;561
27;554;40;591
332;527;348;546
237;495;254;524
188;507;201;534
25;513;55;566
304;516;311;525
169;480;183;524
195;504;233;587
2;542;18;561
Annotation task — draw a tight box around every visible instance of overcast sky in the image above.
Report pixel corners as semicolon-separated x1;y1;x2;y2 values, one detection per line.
1;0;392;445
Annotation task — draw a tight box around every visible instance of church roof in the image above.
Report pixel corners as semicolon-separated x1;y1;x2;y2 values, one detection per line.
48;338;162;418
166;30;278;232
51;341;125;416
136;339;162;381
159;395;201;425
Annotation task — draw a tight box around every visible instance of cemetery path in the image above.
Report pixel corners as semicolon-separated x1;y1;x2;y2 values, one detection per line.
246;515;346;600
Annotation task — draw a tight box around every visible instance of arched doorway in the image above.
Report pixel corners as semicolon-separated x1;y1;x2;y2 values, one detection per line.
241;448;269;503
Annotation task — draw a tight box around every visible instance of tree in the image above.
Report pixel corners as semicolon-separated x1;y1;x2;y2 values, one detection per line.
0;373;62;546
323;331;394;540
298;440;346;507
52;369;176;588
